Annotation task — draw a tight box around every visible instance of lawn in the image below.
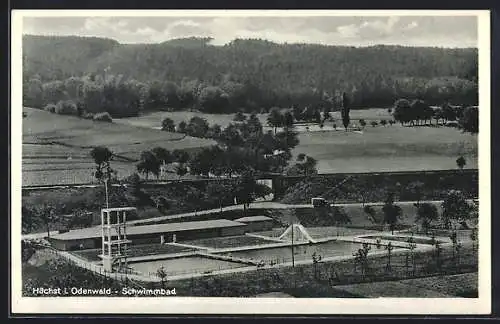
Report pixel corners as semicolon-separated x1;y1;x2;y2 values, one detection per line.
180;235;276;249
361;235;448;245
333;272;478;298
252;226;381;239
267;202;443;229
332;279;455;297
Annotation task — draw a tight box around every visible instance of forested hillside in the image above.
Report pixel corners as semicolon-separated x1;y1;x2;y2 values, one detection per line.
23;35;478;116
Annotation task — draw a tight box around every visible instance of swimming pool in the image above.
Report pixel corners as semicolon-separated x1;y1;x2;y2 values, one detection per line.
129;256;247;276
219;240;368;264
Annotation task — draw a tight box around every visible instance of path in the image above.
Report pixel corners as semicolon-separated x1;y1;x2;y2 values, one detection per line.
21;199;454;240
128;199;449;226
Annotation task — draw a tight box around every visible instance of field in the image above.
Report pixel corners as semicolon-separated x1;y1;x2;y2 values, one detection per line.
114;109;478;174
21;107;478;185
21;108;216;186
22;107;215;160
113;111;270;131
293;124;478;173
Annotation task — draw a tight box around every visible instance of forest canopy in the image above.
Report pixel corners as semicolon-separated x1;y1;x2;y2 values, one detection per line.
23;35;478;116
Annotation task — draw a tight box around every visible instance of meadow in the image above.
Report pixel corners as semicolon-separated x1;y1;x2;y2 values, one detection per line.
21;107;478;186
22;107;216;160
113;111;270;131
292;123;477;173
115;109;478;174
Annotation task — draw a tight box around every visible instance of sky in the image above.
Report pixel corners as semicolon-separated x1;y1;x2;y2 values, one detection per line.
22;15;478;48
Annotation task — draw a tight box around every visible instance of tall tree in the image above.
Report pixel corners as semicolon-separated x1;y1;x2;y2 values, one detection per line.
415;202;439;234
441;190;472;229
267;108;283;134
136;150;161;180
382;192;402;234
341;92;350;131
22;206;38;234
90;146;115;208
458;106;478;134
456;156;466;171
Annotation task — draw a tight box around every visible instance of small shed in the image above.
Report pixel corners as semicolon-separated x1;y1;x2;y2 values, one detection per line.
234;215;275;232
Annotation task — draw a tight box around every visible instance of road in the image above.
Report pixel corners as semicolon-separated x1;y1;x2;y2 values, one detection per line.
21;199;454;240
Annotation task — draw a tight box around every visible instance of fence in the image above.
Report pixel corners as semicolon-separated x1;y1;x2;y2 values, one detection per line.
42;247;146;289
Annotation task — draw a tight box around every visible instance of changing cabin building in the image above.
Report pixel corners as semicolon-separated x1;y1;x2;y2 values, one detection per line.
49;219;248;251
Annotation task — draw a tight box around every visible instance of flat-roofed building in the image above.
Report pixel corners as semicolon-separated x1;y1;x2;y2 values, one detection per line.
234;215;275;232
49;219;248;251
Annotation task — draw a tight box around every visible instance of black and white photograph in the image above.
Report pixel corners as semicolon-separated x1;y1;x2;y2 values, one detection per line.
11;10;491;314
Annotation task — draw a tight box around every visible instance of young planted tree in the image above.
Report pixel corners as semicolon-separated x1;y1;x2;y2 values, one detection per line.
380;119;388;127
34;203;58;239
156;265;168;289
415;202;439;234
433;240;443;273
449;231;458;267
407;236;417;277
370;121;378;128
353;243;371;280
470;227;478;254
456;156;466;171
385;242;394;273
359;119;367;129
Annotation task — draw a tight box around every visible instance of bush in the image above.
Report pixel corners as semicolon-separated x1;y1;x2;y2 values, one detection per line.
93;112;113;122
371;121;378;127
55;100;78;115
43;104;56;113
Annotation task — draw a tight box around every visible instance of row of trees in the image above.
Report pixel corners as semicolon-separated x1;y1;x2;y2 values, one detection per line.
392;99;478;134
140;128;315;180
362;189;477;235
